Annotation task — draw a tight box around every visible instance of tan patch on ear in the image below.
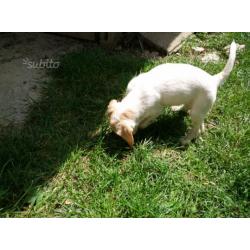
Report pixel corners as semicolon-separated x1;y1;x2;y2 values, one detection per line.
107;99;118;117
117;122;134;147
107;99;119;128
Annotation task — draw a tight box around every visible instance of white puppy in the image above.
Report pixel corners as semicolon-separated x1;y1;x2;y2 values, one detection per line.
108;41;237;147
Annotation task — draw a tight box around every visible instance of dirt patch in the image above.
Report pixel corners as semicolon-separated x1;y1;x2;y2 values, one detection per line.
0;33;88;127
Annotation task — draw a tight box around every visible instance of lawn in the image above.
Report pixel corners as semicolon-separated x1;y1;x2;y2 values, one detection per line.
0;32;249;217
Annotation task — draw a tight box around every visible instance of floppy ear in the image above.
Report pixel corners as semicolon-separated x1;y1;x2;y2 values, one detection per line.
107;99;118;117
117;122;134;147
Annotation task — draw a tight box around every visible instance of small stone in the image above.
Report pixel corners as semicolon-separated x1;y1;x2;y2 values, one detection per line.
201;53;220;63
224;43;245;53
64;199;72;205
192;47;205;53
237;44;245;51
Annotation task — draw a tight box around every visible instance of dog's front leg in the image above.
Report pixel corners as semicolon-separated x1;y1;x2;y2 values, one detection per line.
180;94;212;145
139;117;154;129
139;109;163;129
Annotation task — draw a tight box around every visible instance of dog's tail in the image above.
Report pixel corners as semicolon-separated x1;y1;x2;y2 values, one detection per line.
214;41;237;87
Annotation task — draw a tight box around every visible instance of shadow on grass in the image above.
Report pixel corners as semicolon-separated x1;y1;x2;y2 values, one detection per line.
136;111;187;144
0;47;151;215
0;46;187;215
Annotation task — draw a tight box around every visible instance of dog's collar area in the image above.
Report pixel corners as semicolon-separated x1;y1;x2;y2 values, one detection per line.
111;115;135;132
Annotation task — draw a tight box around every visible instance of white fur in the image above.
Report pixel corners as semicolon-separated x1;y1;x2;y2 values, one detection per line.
110;41;237;145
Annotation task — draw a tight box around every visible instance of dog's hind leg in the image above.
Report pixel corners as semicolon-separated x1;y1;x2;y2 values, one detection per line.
180;95;213;145
199;122;205;133
180;115;203;145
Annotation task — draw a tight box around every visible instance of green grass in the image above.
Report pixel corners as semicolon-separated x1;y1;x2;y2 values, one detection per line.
0;32;249;217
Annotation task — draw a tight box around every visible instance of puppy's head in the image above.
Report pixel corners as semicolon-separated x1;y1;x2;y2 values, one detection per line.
107;99;134;147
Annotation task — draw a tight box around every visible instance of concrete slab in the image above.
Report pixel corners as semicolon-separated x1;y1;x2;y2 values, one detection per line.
140;32;192;54
0;33;85;127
